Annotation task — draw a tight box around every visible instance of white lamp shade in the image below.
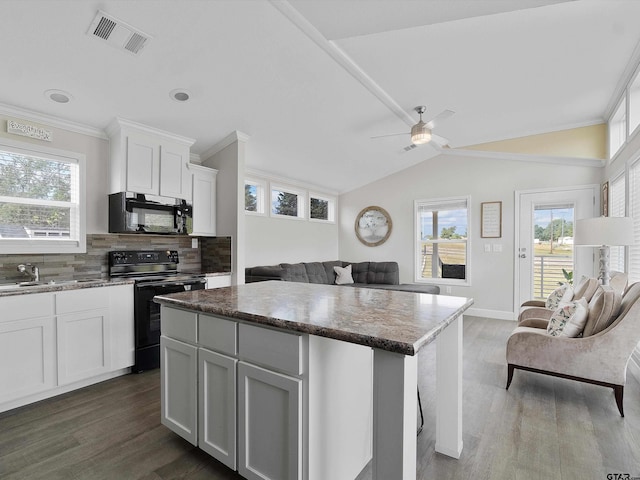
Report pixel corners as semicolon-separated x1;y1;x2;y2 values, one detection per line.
574;216;634;246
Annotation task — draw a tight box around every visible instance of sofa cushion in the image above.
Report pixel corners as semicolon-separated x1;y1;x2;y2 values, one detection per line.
304;262;329;284
334;264;354;285
280;263;309;283
367;262;400;285
245;265;284;283
322;261;346;285
350;262;370;284
583;286;622;337
545;283;574;310
546;297;589;337
573;276;599;302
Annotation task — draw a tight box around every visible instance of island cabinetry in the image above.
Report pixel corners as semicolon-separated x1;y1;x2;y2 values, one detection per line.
0;293;56;404
108;118;195;200
0;284;134;413
160;305;372;480
189;164;218;236
206;275;232;289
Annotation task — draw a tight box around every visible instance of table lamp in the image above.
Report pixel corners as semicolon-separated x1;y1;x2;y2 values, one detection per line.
574;216;634;286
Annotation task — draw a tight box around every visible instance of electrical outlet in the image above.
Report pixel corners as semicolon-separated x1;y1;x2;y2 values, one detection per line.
445;286;452;294
484;244;491;252
493;244;502;252
192;238;198;249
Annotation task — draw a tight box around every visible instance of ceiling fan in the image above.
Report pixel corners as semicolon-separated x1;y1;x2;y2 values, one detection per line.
371;106;454;152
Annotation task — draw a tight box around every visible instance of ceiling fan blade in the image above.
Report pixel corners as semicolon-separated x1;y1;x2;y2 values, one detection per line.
431;133;450;147
370;132;408;139
425;109;455;130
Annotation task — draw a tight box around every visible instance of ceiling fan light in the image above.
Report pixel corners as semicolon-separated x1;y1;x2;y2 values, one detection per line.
411;122;432;145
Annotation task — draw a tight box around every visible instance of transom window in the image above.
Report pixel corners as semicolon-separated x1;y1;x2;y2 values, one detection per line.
244;178;266;215
309;193;335;222
271;185;305;219
0;139;85;253
415;197;470;284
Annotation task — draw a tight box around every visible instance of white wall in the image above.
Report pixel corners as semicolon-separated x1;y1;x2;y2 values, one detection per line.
338;150;602;318
0;113;109;234
245;214;338;266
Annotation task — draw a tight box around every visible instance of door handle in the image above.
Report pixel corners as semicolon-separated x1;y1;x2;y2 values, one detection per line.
519;254;527;258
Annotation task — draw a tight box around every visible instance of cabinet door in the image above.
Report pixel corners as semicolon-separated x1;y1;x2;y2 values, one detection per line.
126;133;159;195
57;308;111;385
159;142;190;200
0;317;56;404
161;335;198;445
238;362;302;480
199;348;237;469
191;167;217;236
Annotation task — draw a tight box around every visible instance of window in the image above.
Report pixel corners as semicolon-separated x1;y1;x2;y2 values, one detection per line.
415;197;469;284
628;160;640;282
609;174;626;273
609;97;627;159
309;193;335;222
244;178;265;215
630;69;640;137
0;139;85;253
271;185;305;219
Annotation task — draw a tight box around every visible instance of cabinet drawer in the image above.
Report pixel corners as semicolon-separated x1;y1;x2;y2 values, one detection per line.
161;306;197;343
0;293;54;323
56;288;108;314
238;323;303;376
199;314;237;356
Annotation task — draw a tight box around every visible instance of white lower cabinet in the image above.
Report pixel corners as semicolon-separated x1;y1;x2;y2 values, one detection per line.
198;347;237;469
237;361;302;480
57;308;110;385
0;315;56;403
160;335;198;446
0;285;134;413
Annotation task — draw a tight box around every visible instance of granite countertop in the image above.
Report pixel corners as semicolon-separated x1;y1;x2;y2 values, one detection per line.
0;278;135;297
154;281;474;355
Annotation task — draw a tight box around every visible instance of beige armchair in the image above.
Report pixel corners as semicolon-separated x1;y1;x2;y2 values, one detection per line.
506;281;640;416
517;273;627;326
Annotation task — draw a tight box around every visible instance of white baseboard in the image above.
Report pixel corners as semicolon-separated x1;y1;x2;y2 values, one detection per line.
465;307;516;321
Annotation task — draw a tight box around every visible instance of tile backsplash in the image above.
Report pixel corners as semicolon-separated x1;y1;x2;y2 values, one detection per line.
0;234;231;284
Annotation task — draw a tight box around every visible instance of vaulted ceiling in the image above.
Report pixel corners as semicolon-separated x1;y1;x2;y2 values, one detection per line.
1;0;640;193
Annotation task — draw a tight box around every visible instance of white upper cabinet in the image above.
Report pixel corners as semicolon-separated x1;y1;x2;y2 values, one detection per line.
108;118;195;200
189;164;218;236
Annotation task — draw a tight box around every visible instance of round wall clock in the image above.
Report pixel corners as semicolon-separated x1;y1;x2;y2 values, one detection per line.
355;206;392;246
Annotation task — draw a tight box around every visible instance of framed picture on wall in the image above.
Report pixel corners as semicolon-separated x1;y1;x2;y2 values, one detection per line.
481;201;502;238
602;181;609;217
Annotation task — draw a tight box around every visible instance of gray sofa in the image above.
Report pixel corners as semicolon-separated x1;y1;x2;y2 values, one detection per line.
245;261;440;294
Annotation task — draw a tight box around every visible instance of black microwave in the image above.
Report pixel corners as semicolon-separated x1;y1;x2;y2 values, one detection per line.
108;192;193;235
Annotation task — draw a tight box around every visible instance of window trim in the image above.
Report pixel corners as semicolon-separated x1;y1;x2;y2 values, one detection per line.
609;95;627;161
244;177;266;216
308;191;336;223
0;137;86;254
414;195;471;286
270;183;306;220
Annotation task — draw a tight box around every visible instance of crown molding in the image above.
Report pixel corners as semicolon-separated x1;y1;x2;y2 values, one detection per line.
200;130;250;160
604;36;640;120
442;147;605;168
106;117;195;145
0;102;108;139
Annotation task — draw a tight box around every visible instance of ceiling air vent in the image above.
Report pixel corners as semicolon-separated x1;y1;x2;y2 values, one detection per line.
87;10;151;55
403;144;418;152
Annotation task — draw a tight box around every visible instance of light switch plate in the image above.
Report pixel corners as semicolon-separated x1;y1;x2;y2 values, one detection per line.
493;244;502;252
484;244;491;252
192;238;198;249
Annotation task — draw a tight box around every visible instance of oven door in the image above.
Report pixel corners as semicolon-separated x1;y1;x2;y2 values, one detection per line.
133;280;205;372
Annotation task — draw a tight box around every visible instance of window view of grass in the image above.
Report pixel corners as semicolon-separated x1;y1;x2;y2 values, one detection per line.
533;206;574;299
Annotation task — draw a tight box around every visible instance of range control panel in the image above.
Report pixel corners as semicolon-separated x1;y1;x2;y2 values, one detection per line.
109;250;179;266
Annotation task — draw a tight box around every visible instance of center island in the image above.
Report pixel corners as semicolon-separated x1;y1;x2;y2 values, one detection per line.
154;280;473;480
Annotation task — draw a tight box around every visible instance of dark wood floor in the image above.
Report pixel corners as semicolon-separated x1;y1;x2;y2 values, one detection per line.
1;317;639;480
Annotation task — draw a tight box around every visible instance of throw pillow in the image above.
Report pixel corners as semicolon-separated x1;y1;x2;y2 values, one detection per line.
582;286;622;337
546;297;589;337
334;264;354;285
545;283;574;310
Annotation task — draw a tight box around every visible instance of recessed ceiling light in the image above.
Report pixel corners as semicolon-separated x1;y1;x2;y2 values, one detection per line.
170;89;191;102
44;89;73;104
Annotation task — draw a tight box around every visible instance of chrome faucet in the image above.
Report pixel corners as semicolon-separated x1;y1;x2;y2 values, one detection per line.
17;263;40;282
